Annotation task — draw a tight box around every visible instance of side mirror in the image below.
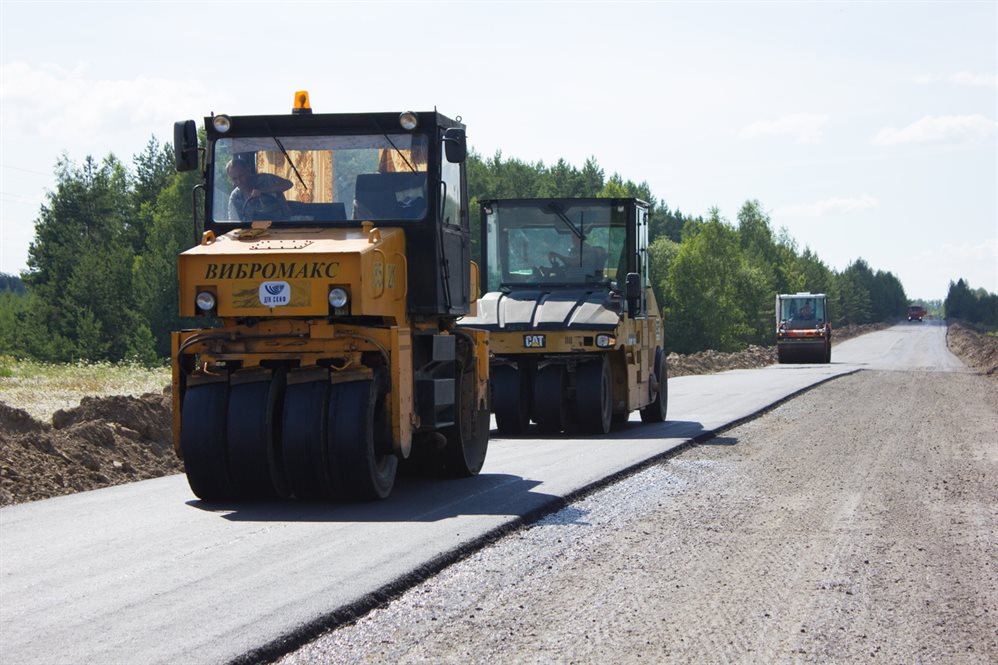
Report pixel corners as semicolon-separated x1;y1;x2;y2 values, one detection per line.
443;127;467;163
174;120;198;172
625;272;640;317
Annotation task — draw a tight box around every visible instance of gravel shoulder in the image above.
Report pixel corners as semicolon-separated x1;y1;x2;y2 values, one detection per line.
277;369;998;664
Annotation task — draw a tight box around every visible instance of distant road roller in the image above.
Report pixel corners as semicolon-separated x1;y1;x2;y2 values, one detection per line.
775;292;831;364
458;198;667;435
170;94;489;500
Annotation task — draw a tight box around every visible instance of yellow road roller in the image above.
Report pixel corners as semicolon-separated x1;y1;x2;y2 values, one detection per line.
459;198;666;435
170;94;489;500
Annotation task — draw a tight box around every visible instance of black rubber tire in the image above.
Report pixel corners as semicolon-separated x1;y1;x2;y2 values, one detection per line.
442;350;490;477
493;364;530;435
640;347;668;423
331;371;398;500
577;356;612;434
181;382;232;501
282;379;333;500
533;364;568;434
226;372;286;499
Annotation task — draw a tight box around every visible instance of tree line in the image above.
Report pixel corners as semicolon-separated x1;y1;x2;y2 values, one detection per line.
944;279;998;327
1;139;919;363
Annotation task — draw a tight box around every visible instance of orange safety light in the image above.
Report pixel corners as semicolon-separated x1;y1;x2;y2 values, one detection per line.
292;90;312;114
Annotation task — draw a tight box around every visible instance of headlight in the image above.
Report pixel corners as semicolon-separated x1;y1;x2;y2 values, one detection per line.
399;111;418;131
195;291;216;311
328;288;349;308
212;115;232;133
596;334;615;348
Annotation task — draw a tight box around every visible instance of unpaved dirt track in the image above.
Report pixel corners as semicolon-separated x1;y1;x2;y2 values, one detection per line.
278;369;998;664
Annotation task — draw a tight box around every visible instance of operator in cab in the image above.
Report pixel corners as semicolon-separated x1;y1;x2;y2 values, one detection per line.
226;156;293;221
547;236;607;277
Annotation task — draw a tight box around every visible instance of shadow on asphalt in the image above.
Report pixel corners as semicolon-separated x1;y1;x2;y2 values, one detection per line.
490;419;708;442
188;472;564;523
189;421;711;523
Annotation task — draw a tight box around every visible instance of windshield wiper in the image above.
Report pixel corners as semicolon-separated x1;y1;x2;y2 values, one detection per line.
545;202;583;240
262;122;307;191
381;132;416;172
271;135;308;191
369;117;418;172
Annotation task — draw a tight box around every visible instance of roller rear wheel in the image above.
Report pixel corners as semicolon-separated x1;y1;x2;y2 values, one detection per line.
576;356;612;434
282;379;333;500
227;371;286;499
533;364;568;434
331;371;397;500
181;382;232;501
442;346;489;477
639;347;668;423
493;364;530;435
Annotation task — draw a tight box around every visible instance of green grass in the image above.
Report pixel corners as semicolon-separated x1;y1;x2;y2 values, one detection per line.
0;357;171;423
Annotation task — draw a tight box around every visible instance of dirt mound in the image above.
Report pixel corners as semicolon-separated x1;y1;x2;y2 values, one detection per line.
0;392;182;506
0;402;51;436
666;322;887;378
668;345;774;377
947;321;998;377
53;393;174;447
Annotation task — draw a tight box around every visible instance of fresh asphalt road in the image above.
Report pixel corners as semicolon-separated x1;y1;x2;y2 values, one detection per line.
0;322;963;665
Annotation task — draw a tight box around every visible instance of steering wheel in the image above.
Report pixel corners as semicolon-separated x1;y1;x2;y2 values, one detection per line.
538;252;566;279
241;192;286;221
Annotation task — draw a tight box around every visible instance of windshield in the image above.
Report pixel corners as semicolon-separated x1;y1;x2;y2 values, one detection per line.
780;297;826;329
485;201;627;290
211;134;429;224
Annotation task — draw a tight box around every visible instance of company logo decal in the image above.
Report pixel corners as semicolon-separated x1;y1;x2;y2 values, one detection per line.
523;334;546;348
259;281;291;307
231;280;311;309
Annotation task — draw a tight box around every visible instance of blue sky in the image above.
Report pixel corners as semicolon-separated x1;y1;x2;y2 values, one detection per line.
1;0;995;300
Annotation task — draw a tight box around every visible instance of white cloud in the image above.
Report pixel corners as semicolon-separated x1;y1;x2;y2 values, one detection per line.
950;71;998;88
912;71;997;87
740;113;829;144
0;61;222;141
775;195;880;218
916;238;998;264
914;238;998;294
873;114;998;146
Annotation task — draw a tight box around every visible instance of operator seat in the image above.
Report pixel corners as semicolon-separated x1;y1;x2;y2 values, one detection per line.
354;172;427;219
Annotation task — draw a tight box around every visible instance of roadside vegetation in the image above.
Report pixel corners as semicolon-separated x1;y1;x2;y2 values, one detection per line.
944;277;998;328
0;138;923;364
0;356;169;422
